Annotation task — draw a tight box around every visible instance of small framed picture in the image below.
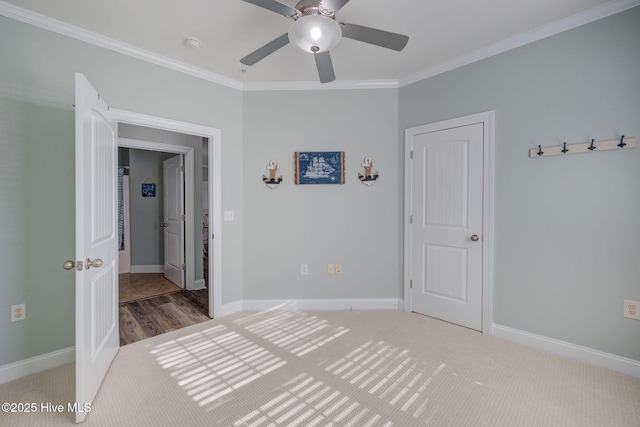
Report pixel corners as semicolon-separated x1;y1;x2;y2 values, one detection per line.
141;183;156;197
295;151;345;185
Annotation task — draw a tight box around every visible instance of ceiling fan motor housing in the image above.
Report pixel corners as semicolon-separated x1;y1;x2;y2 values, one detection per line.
294;0;336;18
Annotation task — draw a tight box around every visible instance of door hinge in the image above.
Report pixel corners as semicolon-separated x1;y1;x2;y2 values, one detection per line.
410;150;413;159
180;165;185;172
181;214;186;221
410;280;413;289
181;263;186;270
410;215;413;224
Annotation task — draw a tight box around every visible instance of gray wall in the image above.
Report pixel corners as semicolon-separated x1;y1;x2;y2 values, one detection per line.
127;148;175;267
0;14;244;366
400;7;640;360
242;90;400;300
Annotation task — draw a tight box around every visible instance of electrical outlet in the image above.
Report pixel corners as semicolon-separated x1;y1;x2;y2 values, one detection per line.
327;264;334;274
11;304;26;322
336;264;342;274
300;264;309;275
623;300;640;320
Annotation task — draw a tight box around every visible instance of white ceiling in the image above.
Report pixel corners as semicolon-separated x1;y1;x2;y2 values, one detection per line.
1;0;637;89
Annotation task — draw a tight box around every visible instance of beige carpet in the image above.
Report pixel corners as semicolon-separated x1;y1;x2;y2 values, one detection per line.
1;310;639;426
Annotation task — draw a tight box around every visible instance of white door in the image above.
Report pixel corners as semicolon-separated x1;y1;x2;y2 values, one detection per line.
408;122;484;330
163;154;185;287
74;73;119;422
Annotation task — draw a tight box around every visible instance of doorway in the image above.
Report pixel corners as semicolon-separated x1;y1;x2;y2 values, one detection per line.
109;110;222;320
117;147;186;304
404;111;495;333
117;129;212;343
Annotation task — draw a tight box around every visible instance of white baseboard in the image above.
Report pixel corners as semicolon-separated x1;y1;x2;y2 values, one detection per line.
193;279;206;289
0;347;75;385
216;300;244;318
242;298;400;312
130;265;163;273
492;323;640;379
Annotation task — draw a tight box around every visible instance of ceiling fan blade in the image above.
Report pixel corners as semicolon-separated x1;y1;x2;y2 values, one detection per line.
341;23;409;51
321;0;351;12
314;51;335;83
240;33;290;66
242;0;299;17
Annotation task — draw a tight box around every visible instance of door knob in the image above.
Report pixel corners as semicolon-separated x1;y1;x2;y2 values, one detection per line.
160;222;168;228
86;258;103;269
470;234;480;242
63;260;76;270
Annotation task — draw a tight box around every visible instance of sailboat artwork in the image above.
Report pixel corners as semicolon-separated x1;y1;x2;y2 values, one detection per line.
295;151;345;185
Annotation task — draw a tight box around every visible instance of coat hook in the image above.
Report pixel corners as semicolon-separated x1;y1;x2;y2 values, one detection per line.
588;139;596;151
561;142;568;153
537;145;544;156
618;135;626;148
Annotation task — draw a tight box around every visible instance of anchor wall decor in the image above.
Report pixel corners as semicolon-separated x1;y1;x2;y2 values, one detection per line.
358;157;379;186
263;160;283;189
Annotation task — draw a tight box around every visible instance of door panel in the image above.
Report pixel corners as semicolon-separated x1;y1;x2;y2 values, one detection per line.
424;244;467;301
163;155;185;287
75;73;119;423
410;123;483;330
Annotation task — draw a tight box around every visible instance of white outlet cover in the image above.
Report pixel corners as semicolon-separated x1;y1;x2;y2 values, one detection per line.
224;211;234;221
624;300;640;320
11;304;26;322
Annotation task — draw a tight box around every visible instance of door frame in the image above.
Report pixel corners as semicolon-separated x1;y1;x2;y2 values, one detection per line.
403;111;495;334
111;109;222;318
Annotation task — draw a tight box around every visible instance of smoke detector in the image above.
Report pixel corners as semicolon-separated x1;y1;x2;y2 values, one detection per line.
184;37;201;49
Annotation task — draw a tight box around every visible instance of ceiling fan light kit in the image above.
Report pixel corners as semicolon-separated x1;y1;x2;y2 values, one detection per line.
288;14;342;53
240;0;409;83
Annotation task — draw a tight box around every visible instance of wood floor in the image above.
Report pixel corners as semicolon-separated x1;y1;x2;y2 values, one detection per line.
119;272;183;303
119;273;210;346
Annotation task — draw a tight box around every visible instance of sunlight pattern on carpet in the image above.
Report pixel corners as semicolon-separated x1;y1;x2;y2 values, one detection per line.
234;310;350;356
323;340;451;418
151;324;287;407
232;373;394;427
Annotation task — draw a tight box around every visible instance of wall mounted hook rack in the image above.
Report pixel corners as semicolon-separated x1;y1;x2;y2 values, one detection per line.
529;136;636;158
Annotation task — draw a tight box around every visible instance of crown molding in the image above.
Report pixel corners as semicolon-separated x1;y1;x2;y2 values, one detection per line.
1;0;638;92
0;1;243;91
399;0;640;87
242;79;398;91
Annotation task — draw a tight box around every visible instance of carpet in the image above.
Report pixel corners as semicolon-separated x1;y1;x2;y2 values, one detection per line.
1;310;639;426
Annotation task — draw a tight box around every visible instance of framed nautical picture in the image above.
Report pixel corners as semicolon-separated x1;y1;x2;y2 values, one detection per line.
295;151;345;185
141;183;156;197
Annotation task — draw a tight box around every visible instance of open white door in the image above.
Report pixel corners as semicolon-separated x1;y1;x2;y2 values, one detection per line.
163;154;185;287
75;73;119;423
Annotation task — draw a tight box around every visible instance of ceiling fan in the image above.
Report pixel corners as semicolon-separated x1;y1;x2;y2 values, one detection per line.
240;0;409;83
